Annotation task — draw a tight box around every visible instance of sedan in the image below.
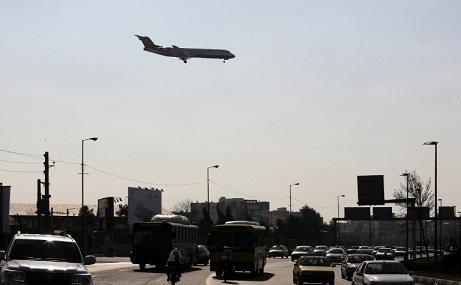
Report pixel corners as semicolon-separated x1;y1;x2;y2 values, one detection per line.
313;245;329;257
268;245;289;258
375;248;395;260
293;256;335;285
326;248;346;264
352;260;414;285
394;247;406;257
340;254;374;280
291;246;313;261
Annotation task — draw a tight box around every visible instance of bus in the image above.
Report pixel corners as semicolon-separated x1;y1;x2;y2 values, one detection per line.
130;214;198;271
208;221;266;276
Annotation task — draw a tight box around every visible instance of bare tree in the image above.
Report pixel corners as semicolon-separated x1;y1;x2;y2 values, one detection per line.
394;170;434;211
172;198;193;219
394;170;434;257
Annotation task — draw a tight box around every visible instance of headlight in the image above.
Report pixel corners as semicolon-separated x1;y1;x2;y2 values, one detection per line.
71;274;92;285
3;269;26;284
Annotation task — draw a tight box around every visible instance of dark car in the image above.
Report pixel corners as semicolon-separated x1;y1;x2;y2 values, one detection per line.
340;254;374;280
196;244;209;265
291;246;313;261
267;245;289;258
313;245;328;256
326;248;346;264
375;248;395;260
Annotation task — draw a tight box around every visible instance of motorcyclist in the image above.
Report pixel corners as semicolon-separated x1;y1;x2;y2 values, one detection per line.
166;247;182;282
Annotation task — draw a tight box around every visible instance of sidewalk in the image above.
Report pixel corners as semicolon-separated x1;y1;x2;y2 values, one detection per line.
414;273;461;285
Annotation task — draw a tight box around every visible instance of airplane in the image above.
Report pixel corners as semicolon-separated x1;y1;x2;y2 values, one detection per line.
135;35;235;63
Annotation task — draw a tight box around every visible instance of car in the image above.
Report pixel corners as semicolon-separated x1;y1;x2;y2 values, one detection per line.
340;254;374;280
326;247;346;264
375;248;395;260
291;246;313;261
313;245;328;256
352;260;414;285
0;232;96;285
371;246;385;257
293;256;335;285
394;247;406;257
196;244;209;265
357;246;373;255
268;245;289;258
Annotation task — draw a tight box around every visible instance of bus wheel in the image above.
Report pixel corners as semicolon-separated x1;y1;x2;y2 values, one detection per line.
258;267;264;274
139;263;146;271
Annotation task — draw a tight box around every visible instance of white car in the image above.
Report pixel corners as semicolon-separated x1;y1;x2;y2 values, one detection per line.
352;260;414;285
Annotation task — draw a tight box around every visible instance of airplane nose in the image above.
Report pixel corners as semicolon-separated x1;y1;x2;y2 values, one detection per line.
229;52;235;59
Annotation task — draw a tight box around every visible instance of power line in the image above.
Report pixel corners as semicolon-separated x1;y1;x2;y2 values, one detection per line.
85;164;205;187
0;169;41;173
0;159;42;165
210;180;284;201
0;148;42;160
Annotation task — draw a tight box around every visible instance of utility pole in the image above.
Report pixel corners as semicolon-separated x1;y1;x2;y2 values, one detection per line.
43;152;51;233
36;179;42;233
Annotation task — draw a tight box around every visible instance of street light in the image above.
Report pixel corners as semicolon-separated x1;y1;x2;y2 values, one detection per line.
81;137;98;255
400;172;410;262
207;165;219;213
289;183;300;215
337;194;345;218
423;140;438;268
438;198;443;251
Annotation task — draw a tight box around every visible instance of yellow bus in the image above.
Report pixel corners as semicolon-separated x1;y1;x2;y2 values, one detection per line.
208;221;266;276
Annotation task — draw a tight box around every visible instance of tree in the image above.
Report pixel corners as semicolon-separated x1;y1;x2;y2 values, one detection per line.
393;170;434;257
116;204;128;217
299;205;324;243
394;170;434;212
172;198;193;219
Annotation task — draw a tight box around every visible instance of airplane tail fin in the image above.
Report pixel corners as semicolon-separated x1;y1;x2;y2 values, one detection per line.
135;35;158;49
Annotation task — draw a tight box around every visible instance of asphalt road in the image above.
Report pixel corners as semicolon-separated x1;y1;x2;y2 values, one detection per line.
88;258;352;285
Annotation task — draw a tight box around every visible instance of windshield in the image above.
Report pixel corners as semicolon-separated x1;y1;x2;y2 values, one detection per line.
9;239;82;263
210;231;254;251
299;257;329;266
134;228;171;246
378;248;393;253
329;249;344;254
348;255;373;263
365;263;408;274
295;246;311;252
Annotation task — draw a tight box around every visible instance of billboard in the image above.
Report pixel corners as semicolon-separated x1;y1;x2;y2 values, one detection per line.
0;185;10;233
128;187;162;230
373;207;393;220
439;206;456;219
344;207;370;220
97;197;114;218
357;175;385;206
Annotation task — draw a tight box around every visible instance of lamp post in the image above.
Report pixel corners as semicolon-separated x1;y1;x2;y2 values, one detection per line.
207;165;219;213
423;140;438;268
438;198;443;251
400;172;410;262
289;183;300;215
81;137;98;255
337;194;345;218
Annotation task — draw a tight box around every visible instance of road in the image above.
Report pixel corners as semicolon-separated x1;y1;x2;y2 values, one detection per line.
88;258;352;285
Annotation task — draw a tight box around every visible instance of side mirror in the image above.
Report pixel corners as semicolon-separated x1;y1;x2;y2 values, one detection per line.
356;271;363;276
408;271;415;276
84;255;96;265
0;250;5;260
331;264;336;267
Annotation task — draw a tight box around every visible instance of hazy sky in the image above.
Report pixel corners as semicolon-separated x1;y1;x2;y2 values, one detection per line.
1;1;460;221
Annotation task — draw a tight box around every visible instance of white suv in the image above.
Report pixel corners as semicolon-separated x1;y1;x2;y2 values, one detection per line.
0;233;96;285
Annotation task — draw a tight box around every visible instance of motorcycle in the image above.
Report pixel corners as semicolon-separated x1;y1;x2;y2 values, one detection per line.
168;270;180;285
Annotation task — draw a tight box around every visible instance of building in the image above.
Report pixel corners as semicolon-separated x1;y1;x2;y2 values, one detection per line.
268;207;302;226
190;197;269;225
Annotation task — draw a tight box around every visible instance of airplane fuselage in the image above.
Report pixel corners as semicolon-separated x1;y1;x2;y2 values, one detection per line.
145;46;235;60
135;35;235;63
